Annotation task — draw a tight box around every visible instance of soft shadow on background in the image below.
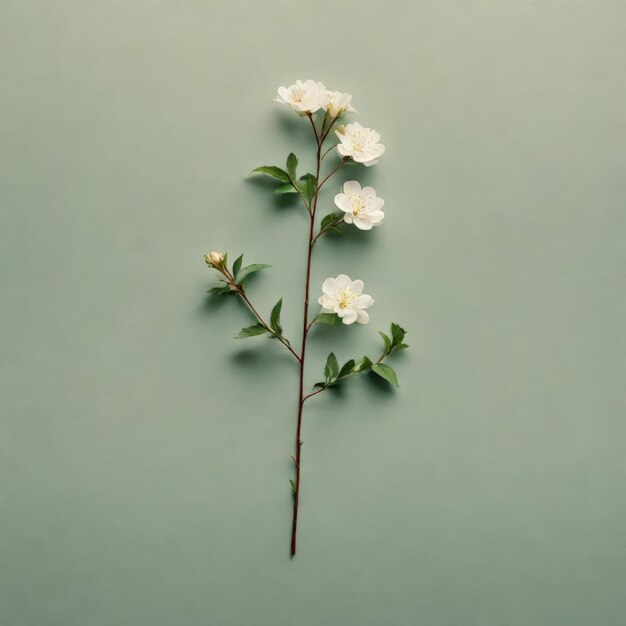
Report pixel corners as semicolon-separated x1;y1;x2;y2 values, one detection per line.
1;1;625;625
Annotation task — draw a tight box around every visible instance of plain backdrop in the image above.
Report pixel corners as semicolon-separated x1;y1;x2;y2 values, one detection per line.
1;1;625;625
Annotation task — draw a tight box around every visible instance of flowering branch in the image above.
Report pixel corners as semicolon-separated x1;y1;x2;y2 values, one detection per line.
203;79;408;557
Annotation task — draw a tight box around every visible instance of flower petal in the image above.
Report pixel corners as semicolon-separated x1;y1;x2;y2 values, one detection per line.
337;144;351;157
355;294;374;308
334;193;351;212
355;309;370;324
353;215;374;230
341;309;358;325
335;274;351;291
322;277;336;295
350;279;364;295
343;180;361;196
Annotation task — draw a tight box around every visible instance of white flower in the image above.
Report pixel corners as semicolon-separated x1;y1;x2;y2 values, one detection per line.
318;274;374;325
321;90;356;118
275;80;326;115
335;122;385;167
334;181;385;230
205;251;224;267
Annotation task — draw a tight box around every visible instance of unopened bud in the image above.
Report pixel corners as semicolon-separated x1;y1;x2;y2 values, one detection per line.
205;251;225;267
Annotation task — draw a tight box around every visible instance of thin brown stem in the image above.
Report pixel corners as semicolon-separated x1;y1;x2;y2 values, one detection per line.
302;387;325;403
307;113;320;146
223;269;301;362
318;162;346;191
290;126;323;558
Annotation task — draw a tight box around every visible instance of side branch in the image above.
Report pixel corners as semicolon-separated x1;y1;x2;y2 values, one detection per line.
221;268;301;362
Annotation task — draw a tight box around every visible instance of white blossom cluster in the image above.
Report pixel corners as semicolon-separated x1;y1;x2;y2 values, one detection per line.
275;79;389;325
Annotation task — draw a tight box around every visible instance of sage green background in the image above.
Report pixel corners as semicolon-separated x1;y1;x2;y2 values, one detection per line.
1;1;625;624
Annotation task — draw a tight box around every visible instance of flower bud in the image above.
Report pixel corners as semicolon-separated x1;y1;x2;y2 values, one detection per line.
205;251;225;268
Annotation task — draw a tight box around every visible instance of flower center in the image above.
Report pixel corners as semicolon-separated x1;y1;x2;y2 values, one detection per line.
338;288;354;309
351;197;364;215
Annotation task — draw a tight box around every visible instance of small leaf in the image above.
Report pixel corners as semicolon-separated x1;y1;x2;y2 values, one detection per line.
286;153;298;180
288;479;297;493
327;227;343;236
299;174;317;203
338;359;356;379
270;298;283;335
324;352;339;382
232;254;244;279
321;213;337;229
236;263;271;284
208;286;231;295
235;323;268;339
354;355;373;372
250;166;291;183
390;322;406;345
395;343;409;351
313;382;326;389
379;332;392;351
371;363;399;387
275;183;298;194
315;313;339;325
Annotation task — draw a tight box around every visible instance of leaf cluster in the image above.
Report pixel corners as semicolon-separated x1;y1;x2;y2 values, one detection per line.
313;323;408;390
251;153;318;211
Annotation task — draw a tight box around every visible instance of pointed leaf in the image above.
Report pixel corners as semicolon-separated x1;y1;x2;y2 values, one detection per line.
324;352;339;382
236;263;271;284
235;323;268;339
232;254;244;279
270;298;283;335
315;313;339;325
313;382;326;389
338;359;356;379
299;173;317;203
250;166;291;183
379;332;392;351
371;363;399;387
354;355;373;373
390;322;406;345
288;479;297;493
321;213;338;229
208;286;232;295
275;183;298;194
286;153;298;180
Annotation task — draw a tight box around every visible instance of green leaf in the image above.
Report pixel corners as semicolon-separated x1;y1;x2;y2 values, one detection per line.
337;359;355;379
371;363;399;387
299;173;317;203
274;183;298;194
232;254;244;279
395;343;409;351
270;298;283;335
288;479;297;493
321;213;338;229
250;166;291;183
324;352;339;382
208;286;231;295
327;227;343;236
286;153;298;180
236;263;271;284
235;323;268;339
379;332;392;351
313;381;326;389
315;313;339;325
390;322;406;345
354;355;373;373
